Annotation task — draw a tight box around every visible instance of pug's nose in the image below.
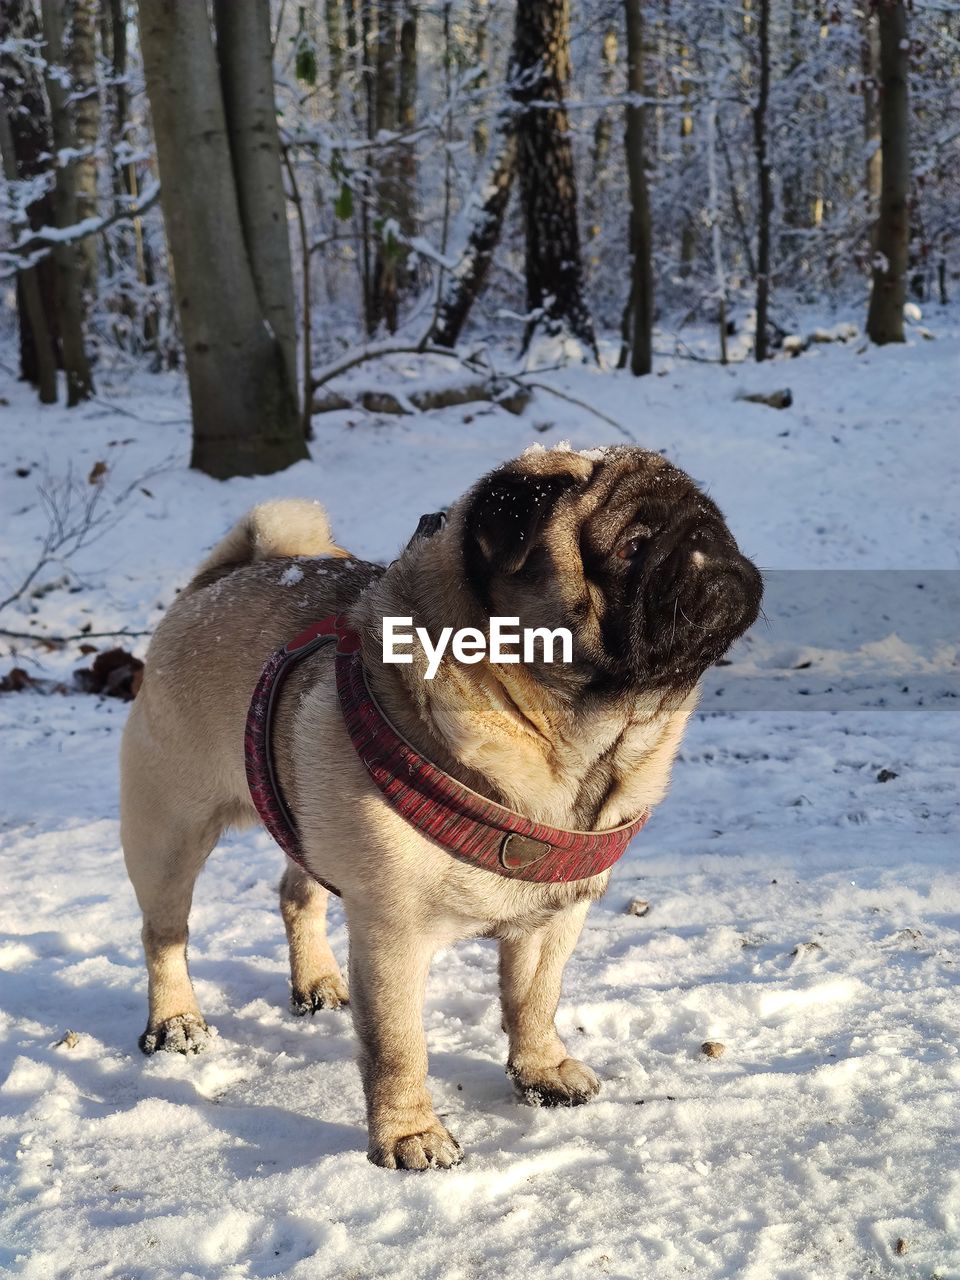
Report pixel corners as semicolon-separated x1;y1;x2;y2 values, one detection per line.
687;542;763;635
688;526;726;568
652;525;719;594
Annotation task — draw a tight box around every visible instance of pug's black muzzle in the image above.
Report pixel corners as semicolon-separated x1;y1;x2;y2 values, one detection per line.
630;520;762;683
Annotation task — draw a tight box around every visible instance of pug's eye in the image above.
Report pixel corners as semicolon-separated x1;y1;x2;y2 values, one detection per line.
616;528;652;560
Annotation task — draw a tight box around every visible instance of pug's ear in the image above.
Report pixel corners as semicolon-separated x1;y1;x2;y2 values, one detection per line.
463;470;576;579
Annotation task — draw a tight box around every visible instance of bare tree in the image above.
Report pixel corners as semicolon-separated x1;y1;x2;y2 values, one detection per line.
780;0;806;235
706;101;729;365
214;0;299;399
429;0;595;353
429;132;517;348
678;39;696;276
862;9;882;225
752;0;772;362
397;0;419;259
39;0;95;403
139;0;306;477
0;99;58;403
368;0;401;334
101;0;158;350
587;26;617;243
325;0;344;106
471;0;490;158
0;0;58;402
512;0;596;354
621;0;652;376
866;0;909;345
69;0;100;298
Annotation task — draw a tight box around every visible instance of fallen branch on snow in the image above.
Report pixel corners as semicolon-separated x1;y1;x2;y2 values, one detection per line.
312;380;531;417
310;340;636;441
0;626;152;646
736;388;793;410
311;341;462;389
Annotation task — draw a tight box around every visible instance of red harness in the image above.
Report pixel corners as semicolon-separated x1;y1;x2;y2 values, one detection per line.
244;614;650;894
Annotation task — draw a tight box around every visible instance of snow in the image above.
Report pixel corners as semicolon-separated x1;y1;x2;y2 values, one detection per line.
10;213;103;248
522;441;612;462
1;316;959;1278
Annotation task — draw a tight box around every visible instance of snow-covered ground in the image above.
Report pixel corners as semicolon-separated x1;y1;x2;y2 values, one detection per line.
1;316;958;1279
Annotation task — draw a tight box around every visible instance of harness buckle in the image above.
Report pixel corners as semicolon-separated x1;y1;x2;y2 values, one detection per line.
499;832;552;871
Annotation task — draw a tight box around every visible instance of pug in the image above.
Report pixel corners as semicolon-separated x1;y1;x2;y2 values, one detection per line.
121;444;761;1169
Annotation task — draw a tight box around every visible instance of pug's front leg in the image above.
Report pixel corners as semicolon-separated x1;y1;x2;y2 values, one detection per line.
500;900;600;1106
347;914;462;1170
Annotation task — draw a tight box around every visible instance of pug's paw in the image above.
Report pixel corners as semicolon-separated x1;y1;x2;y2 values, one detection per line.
290;972;349;1014
369;1120;463;1171
508;1057;601;1107
139;1013;214;1056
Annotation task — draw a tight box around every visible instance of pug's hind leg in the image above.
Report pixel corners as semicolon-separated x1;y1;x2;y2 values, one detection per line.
122;811;219;1056
279;862;349;1013
347;912;462;1170
500;901;600;1106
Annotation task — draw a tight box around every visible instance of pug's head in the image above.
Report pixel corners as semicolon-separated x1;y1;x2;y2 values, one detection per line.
457;444;762;697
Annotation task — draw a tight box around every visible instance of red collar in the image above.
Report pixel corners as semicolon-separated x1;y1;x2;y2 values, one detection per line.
245;614;649;894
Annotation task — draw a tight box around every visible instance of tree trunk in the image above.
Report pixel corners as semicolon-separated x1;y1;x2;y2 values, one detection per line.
678;42;696;277
359;0;375;326
368;0;401;334
707;102;729;366
214;0;300;403
866;0;909;345
139;0;307;478
396;0;418;262
862;9;882;224
622;0;652;376
752;0;772;362
472;0;489;158
512;0;596;354
0;0;60;397
0;99;58;403
39;0;95;404
780;0;806;235
107;0;158;351
325;0;344;105
69;0;100;298
344;0;358;73
429;130;517;348
586;26;617;244
105;0;126;201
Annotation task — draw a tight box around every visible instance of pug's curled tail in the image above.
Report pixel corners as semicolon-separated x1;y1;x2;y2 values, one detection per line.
187;500;348;593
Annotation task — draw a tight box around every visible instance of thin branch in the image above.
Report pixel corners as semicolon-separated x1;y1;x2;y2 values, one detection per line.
421;0;455;353
658;337;746;364
0;472;113;615
518;379;638;441
1;626;152;645
281;144;314;439
0;182;161;278
312;341;461;389
271;0;287;53
86;396;191;426
0;463;170;623
716;111;755;279
311;337;637;439
461;351;638;441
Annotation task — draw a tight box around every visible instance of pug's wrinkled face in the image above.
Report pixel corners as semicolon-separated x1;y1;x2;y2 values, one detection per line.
461;445;762;696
